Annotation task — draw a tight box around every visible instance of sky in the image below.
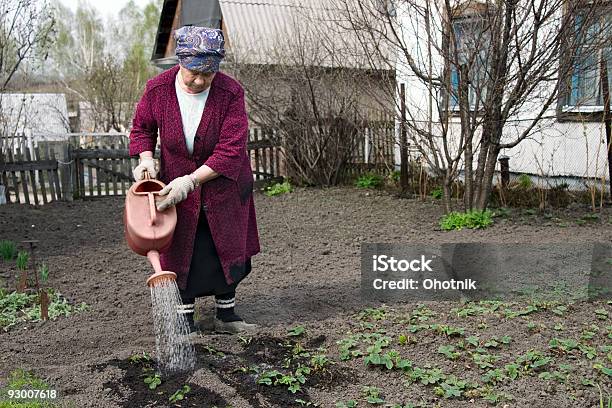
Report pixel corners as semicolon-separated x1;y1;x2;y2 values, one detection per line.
57;0;157;19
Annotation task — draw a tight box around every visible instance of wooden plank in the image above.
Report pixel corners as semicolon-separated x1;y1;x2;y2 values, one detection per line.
7;150;20;204
104;150;110;196
16;146;30;205
87;157;94;198
110;145;118;195
49;147;62;201
43;145;57;202
73;148;130;160
0;147;10;203
95;146;102;197
34;147;48;205
268;131;275;178
24;147;40;205
1;160;58;172
78;150;85;199
261;130;268;179
253;128;260;181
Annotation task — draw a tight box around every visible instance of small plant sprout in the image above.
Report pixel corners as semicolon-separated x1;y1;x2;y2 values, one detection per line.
0;240;17;261
169;384;191;402
16;251;29;271
39;263;49;284
129;351;152;364
288;325;306;337
143;373;161;390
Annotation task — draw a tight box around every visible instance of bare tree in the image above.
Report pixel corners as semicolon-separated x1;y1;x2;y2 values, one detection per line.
0;0;54;151
335;0;612;211
225;4;394;186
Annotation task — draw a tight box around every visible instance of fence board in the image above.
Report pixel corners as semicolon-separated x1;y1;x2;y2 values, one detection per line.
253;128;261;180
49;147;62;201
34;147;48;205
16;147;30;205
43;145;57;202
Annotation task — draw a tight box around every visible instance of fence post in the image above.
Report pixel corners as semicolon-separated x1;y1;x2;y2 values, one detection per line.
498;155;510;188
57;142;74;201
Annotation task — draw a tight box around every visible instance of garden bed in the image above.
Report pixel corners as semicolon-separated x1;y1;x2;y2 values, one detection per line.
0;187;610;407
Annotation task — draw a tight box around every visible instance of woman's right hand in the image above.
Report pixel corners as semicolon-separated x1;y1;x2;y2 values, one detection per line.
132;156;157;181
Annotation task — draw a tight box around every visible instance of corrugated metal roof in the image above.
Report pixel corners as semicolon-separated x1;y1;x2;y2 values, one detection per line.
219;0;392;69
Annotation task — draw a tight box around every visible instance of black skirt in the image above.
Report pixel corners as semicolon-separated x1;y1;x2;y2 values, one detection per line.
180;208;252;299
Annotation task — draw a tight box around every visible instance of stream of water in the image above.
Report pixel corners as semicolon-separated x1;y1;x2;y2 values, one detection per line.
149;279;196;373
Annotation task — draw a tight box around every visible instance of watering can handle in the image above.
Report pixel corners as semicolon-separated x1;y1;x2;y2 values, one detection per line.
147;192;157;226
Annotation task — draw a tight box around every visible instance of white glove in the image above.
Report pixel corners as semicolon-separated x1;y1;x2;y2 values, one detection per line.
157;175;196;211
132;157;157;181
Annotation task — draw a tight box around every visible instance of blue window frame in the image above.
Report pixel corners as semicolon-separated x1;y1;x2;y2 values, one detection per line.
449;16;490;111
567;8;612;108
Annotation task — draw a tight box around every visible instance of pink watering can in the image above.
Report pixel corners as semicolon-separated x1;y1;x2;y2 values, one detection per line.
124;171;178;287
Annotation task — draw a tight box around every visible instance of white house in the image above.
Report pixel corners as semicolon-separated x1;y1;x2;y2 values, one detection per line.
394;1;611;191
0;93;70;153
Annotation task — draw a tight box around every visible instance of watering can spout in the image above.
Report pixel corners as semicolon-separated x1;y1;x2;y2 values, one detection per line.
145;250;177;287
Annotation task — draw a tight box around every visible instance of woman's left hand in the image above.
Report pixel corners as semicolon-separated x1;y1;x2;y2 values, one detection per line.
157;175;196;211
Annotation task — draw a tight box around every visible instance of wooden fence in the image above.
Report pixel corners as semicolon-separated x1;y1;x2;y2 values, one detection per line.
0;131;283;205
1;120;395;205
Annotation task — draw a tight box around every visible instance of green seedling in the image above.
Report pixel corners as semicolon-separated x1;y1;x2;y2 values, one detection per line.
595;309;609;320
361;386;384;404
39;263;49;284
336;400;357;408
129;351;152;364
169;384;191;402
438;345;461;360
288;325;306;337
16;251;29;270
143;374;161;390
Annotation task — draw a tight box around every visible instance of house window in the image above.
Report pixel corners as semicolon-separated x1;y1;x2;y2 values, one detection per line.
565;7;612;109
449;14;490;111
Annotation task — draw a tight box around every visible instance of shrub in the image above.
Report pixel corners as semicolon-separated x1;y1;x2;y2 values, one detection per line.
431;187;443;199
0;240;17;261
355;172;383;189
440;210;494;231
265;180;293;197
517;174;533;189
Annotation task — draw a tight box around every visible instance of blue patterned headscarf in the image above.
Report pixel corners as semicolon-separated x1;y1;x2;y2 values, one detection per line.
174;26;226;73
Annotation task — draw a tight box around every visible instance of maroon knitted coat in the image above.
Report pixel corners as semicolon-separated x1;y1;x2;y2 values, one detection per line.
129;65;260;290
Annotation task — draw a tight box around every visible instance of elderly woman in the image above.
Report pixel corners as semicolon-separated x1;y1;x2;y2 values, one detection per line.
129;26;260;334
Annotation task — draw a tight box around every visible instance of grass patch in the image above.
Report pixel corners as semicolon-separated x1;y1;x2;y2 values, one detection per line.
355;172;384;189
264;180;293;197
440;210;494;231
0;241;17;261
0;369;57;408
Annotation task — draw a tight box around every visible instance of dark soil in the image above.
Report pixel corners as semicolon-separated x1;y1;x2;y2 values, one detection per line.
0;187;611;407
